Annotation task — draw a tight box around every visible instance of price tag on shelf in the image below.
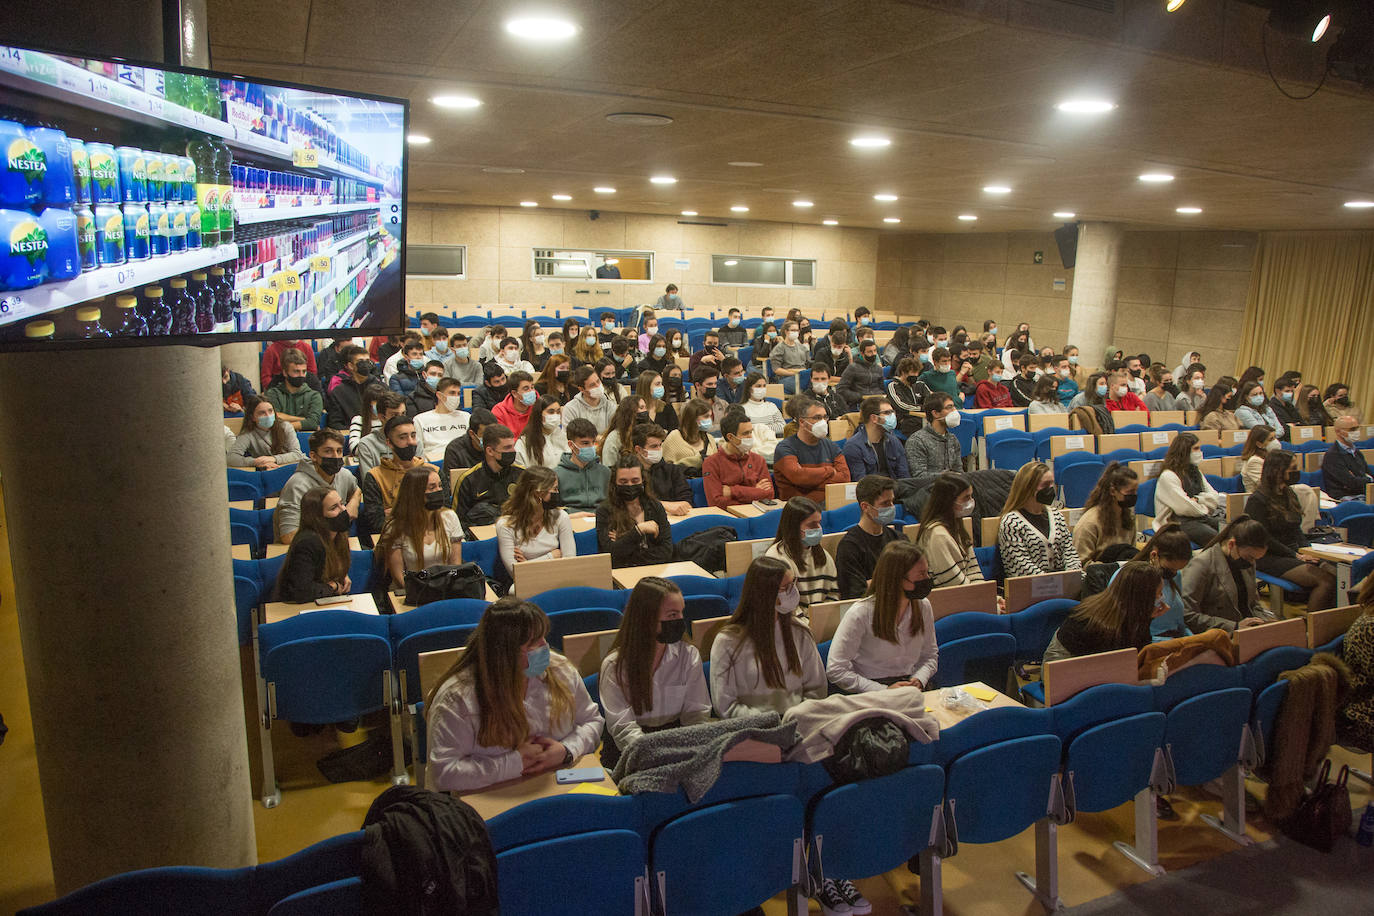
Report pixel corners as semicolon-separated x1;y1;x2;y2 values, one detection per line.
0;46;26;76
281;270;302;292
310;255;331;273
292;147;320;168
241;287;278;314
257;289;278;314
267;273;284;293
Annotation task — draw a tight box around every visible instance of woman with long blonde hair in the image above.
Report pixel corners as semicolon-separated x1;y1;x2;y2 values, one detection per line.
495;466;576;571
997;461;1082;577
375;465;462;587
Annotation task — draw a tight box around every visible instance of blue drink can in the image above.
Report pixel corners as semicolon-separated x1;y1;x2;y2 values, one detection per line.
122;202;150;260
69;139;91;204
148;202;170;256
85;143;121;203
74;204;97;270
37;206;81;280
163;154;182;201
94;204;125;266
116;146;147;202
145;150;165;202
180;156;196;201
184;202;201;249
30;127;75;207
168;202;187;252
0;208;48;291
0;120;45;208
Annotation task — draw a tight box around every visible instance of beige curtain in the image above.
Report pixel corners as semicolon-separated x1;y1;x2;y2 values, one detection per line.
1237;231;1374;413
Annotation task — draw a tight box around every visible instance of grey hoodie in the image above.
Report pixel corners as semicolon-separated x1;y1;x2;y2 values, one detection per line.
353;430;391;478
226;426;305;468
276;459;360;540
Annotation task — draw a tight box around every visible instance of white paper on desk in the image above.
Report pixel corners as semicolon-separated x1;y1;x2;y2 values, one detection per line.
751;541;770;559
303;602;378;615
1323;546;1369;558
1029;576;1065;599
1064;436;1085;449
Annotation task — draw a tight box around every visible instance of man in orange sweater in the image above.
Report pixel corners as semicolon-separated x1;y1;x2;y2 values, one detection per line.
703;409;775;507
773;396;850;501
491;371;537;438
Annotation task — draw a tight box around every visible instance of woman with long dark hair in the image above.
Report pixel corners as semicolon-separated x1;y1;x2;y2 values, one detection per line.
1042;561;1164;664
496;466;575;570
1245;449;1338;610
598;395;645;468
1073;463;1138;562
1152;433;1222;545
514;395;568;469
915;471;985;587
375;465;462;587
1197;383;1239;431
273;485;352;601
228;394;306;468
595;457;674;567
763;497;839;608
1178;516;1272;633
826;540;939;692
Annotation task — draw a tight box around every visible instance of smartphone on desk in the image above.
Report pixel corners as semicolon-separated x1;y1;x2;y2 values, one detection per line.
556;766;607;785
756;499;779;508
314;594;354;606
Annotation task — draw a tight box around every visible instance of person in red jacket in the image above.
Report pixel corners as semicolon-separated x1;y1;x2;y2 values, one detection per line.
702;408;775;507
975;364;1014;408
261;339;318;391
491;371;538;438
1105;371;1148;413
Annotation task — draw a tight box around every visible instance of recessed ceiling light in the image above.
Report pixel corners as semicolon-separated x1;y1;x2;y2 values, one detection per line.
850;136;891;149
822;219;839;226
605;112;673;125
873;193;898;202
406;134;431;145
482;166;525;174
1175;206;1202;214
432;94;482;109
723;260;738;266
519;201;538;207
728;161;763;167
1056;99;1116;114
1139;172;1175;183
958;214;978;221
551;194;572;201
680;210;698;216
1166;0;1186;11
793;200;813;208
730;205;749;213
983;185;1012;194
504;16;578;41
1343;200;1374;208
1053;211;1076;219
1312;14;1331;41
593;186;616;194
883;217;901;223
649;175;677;185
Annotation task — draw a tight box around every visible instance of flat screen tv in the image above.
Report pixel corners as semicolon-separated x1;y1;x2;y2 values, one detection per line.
0;42;407;350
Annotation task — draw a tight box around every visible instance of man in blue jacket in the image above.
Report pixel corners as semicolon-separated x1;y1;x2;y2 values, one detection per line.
842;396;910;480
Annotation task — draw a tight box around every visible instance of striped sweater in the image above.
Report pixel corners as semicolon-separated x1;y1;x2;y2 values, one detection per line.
764;542;839;608
915;522;985;588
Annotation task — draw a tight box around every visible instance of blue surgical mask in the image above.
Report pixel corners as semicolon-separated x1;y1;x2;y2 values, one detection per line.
728;317;739;327
1068;355;1079;365
859;316;871;326
434;340;448;352
876;505;896;525
697;417;713;431
256;413;275;430
1249;394;1265;407
802;527;823;547
425;375;440;389
577;445;597;463
1281;391;1294;402
409;358;424;369
549;346;563;355
652;385;665;399
1096;383;1108;397
524;643;551;679
521;389;538;406
653;346;666;358
919;351;931;363
454;346;469;359
882;413;897;430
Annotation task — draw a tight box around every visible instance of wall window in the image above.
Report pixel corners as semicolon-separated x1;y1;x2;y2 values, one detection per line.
531;248;654;281
405;244;466;279
711;255;817;288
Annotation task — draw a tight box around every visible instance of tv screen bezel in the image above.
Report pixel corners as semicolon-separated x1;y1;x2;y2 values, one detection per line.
0;40;409;352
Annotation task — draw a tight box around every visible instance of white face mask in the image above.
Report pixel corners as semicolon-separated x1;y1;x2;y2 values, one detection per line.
936;363;950;373
1265;439;1281;451
810;418;829;438
643;448;663;464
1058;368;1070;378
812;381;828;394
738;436;755;450
585;385;602;400
671;339;682;349
943;409;962;428
1192;378;1205;389
443;394;462;411
956;499;974;518
543;413;561;431
786;332;798;343
503;351;519;364
1116;385;1129;398
750;387;767;401
1190;450;1204;465
533;334;544;346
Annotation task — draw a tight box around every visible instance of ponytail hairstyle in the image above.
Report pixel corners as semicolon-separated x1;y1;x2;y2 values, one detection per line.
1203;515;1269;552
1081;462;1138;555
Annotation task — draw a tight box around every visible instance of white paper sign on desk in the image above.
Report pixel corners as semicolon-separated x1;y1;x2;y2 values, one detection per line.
1065;436;1085;449
845;482;858;501
994;417;1015;430
1030;576;1065;599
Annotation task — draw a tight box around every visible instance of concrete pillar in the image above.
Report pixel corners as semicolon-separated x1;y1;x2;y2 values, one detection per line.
1066;222;1126;370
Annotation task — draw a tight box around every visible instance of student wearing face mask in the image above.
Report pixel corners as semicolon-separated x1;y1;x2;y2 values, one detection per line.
654;283;686;315
324;346;377;429
514;395;568;470
1073;463;1138;562
495;466;576;572
362;415;441;536
974;361;1014;408
1323;416;1373;500
688;366;729;429
1196;384;1241;431
762;497;839;608
1174;362;1208;412
272;486;355;602
1027;375;1068;415
494;337;534;377
800;361;845;423
916;472;987;588
1266;377;1305;431
597;458;674;567
843;396;910;481
1004;354;1037;407
688;330;724;377
519;321;550;373
815;330;852;379
917;346;960;400
770;321;811;395
436;330;482;388
534;353;574;406
1105;371;1148;413
425;596;603;792
1143;365;1179;413
998;462;1082;578
570;323;604;368
636;333;673;380
442;407;495;479
662;363;687;404
381;334;423;383
1245;450;1339;609
702;408;774;507
228;394;307;469
1041;561;1163;665
718;307;748;352
560;365;616;435
1239;425;1283;492
554;418;611;516
635;371;680;433
1102;525;1196;643
773;397;848;501
405;360;445;417
1322;382;1363;423
1049;355;1078;407
414;377;470;462
1179;518;1273;633
711;557;827;717
261;338;320;392
354;393;408;477
491;371;540;439
827;541;939;692
905;393;963;478
632;423;693;515
836;475;902;598
278;429;361;544
452;423;523;535
663;398;719;472
264;348;324;431
377;466;464;587
1151;433;1223;545
838;339;886;409
1235;381;1284;435
717;357;747;405
740;371;785;440
387;341;427;399
598;577;711;769
470;362;509;414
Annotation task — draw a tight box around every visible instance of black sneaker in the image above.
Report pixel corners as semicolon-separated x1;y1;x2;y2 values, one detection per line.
815;878;853;916
837;879;872;915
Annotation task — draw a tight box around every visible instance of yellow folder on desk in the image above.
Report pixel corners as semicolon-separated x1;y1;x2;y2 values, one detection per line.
966;685;998;702
568;781;619;797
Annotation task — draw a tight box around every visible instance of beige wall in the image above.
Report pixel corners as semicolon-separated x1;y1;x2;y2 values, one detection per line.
404;204;878;319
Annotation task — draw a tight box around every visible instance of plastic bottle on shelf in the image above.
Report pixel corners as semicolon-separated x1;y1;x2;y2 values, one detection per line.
37;207;80;280
208;265;234;324
24;319;55;341
189;270;214;332
212;135;234;243
0;119;45;208
140;284;171;335
75;303;111;338
186;133;219;248
167;277;197;334
109;294;146;336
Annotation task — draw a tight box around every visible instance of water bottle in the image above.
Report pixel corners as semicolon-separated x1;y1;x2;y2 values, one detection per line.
1358;802;1374;847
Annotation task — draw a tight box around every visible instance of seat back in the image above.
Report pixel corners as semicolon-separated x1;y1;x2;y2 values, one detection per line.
266;877;362;916
809;765;945;879
1060;461;1105;508
530;586;628;613
250;830;367;912
683;594;730;621
1008;598;1079;663
1239;644;1312;695
945;734;1062;844
987;430;1035;470
486;794;641;852
1164;687;1254;786
930;633;1016;690
546;608;623;650
1151;661;1243;712
748;509;784;540
668;575;729;598
393;626;476;705
668;513;752;543
17;866;255;916
1064;712;1167;813
234;575;258;646
498;830;645;916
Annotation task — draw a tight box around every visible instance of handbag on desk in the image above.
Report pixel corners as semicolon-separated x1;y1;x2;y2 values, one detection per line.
404;563;486;605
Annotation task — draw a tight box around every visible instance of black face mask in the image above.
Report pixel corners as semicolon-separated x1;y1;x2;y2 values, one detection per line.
702;385;717;398
327;510;352;532
617;483;644;502
555;368;570;380
497;450;517;469
542;492;562;511
1336;396;1351;407
1163;383;1179;396
392;443;418;462
318;456;343;476
1117;495;1136;509
656;618;687;645
1035;486;1056;505
286;375;306;388
905;579;934;602
424;491;445;511
354;361;373;377
637;410;651;422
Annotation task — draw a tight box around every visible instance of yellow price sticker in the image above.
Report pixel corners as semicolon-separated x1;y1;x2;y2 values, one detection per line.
268;273;285;292
256;288;279;314
281;270;302;292
291;147;320;168
310;255;331;272
239;287;258;308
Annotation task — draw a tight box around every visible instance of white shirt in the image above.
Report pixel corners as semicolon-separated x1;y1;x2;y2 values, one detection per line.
1155;468;1220;526
495;510;576;571
394;509;463;571
515;428;569;469
825;595;939;692
710;617;827;718
382;349;405;382
599;642;711;752
426;658;604;792
415;408;471;462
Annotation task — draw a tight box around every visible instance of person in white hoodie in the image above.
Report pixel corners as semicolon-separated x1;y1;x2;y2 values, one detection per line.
514;396;570;469
560;365;617;435
827;541;939;693
1152;432;1223;546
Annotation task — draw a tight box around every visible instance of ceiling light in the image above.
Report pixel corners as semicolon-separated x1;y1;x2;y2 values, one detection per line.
1166;0;1186;11
823;219;839;226
504;16;578;41
593;186;616;194
1344;200;1374;208
1056;99;1116;114
1139;172;1175;183
957;214;978;221
1175;206;1202;214
649;175;677;185
850;136;891;149
723;260;738;266
680;210;698;216
983;185;1012;194
605;112;673;125
730;205;749;213
406;134;431;145
874;193;898;202
432;94;482;109
728;161;763;167
883;217;901;223
1267;4;1333;42
551;194;572;201
793;200;814;208
1053;211;1076;218
519;201;538;207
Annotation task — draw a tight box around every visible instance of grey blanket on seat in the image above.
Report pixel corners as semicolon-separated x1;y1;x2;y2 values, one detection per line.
610;713;800;803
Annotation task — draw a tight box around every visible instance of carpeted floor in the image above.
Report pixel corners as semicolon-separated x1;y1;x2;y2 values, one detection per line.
1061;831;1374;915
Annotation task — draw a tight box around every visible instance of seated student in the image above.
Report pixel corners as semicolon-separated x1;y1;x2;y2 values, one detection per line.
514;396;568;470
425;596;603;792
662;363;688;404
915;471;986;588
711;556;827;717
774;397;850;501
663;398;719;472
1174;362;1208;412
1336;576;1374;753
1129;525;1196;642
741;371;785;437
495;466;576;571
569;323;603;368
227;395;307;469
222;365;256;415
905;392;963;478
763;497;839;608
323;346;374;429
636;333;672;382
702;407;774;507
1235;381;1285;435
1153;433;1223;545
690;366;730;430
264;348;323;431
521;321;551;373
974;360;1014;409
1246;450;1338;610
1268;376;1304;431
886;357;932;435
596;457;674;568
1104;370;1148;413
1006;354;1039;407
717;357;746;405
837;338;885;409
534;353;575;406
491;370;539;439
1179;516;1272;633
769;320;810;394
792;362;838;426
1073;463;1138;562
827;540;939;692
414;378;470;462
717;308;748;354
880;326;909;367
354;393;408;477
750;307;777;350
1042;561;1164;664
751;321;778;368
598;577;712;768
1027;375;1068;415
1196;384;1241;431
998;461;1082;577
315;336;353;384
836;475;903;598
471;362;510;414
1142;365;1177;413
1324;415;1374;500
631;423;693;516
814;330;853;380
361;415;439;535
492;336;535;378
346;384;388;450
555;418;611;517
272;486;354;602
380;332;421;382
843;396;911;481
278;429;361;544
636;371;680;434
609;337;640;382
453;424;524;536
599;395;646;470
1296;383;1330;428
1239;424;1281;492
388;340;427;399
376;466;463;587
475;324;507;362
406;360;444;417
1323;381;1363;424
561;365;616;434
441;406;495;483
435;329;483;387
917;347;960;399
1052;354;1080;407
